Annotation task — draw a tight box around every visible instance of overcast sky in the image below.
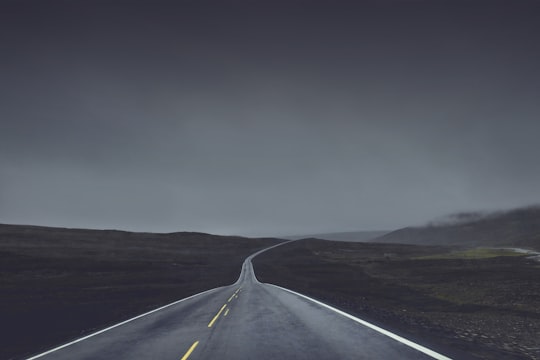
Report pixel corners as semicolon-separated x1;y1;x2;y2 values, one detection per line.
1;0;539;236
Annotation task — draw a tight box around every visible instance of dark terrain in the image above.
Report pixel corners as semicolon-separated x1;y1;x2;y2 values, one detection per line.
375;206;540;249
4;205;540;359
253;239;540;360
0;224;282;360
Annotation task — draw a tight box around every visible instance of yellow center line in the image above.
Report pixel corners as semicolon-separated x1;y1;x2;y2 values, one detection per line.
228;288;241;302
224;308;230;317
208;304;227;328
180;340;199;360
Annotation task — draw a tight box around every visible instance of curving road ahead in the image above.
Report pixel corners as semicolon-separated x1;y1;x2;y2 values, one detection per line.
27;243;452;360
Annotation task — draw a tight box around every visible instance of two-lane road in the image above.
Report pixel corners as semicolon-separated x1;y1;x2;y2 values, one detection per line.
27;243;452;360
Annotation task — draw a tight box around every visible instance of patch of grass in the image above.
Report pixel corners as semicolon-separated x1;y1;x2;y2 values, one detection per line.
415;247;526;260
429;285;491;305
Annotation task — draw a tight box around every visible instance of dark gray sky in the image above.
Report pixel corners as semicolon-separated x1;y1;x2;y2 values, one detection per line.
1;0;539;236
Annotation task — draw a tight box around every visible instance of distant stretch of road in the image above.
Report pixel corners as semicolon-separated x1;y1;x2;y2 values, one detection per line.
27;242;452;360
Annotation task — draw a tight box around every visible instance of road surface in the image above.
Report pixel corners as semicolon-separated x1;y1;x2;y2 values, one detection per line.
27;243;452;360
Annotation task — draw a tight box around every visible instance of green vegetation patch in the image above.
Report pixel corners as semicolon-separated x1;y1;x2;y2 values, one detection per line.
415;247;527;260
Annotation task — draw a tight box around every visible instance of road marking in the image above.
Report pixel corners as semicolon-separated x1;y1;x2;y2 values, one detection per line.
224;308;230;317
228;288;241;302
25;287;222;360
24;242;287;360
265;284;453;360
208;304;227;328
180;340;199;360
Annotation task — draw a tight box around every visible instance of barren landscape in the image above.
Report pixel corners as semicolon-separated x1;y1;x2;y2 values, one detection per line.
3;208;540;359
0;224;282;360
253;239;540;359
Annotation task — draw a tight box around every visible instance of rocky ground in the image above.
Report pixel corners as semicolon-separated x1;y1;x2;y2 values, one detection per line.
253;239;540;360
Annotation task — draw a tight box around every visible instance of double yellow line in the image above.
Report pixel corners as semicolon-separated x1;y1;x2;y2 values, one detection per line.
208;287;241;328
227;288;241;303
207;304;227;328
180;287;241;359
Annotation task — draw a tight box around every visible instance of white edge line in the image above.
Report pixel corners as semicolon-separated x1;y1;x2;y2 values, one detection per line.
265;283;453;360
25;287;222;360
26;241;288;360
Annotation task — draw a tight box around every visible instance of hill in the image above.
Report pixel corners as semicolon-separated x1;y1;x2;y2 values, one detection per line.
374;206;540;250
285;230;388;242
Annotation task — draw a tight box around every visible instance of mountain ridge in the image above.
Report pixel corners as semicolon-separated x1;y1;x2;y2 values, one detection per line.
373;205;540;250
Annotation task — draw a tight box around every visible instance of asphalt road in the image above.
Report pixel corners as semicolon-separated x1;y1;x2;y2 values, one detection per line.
27;244;452;360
